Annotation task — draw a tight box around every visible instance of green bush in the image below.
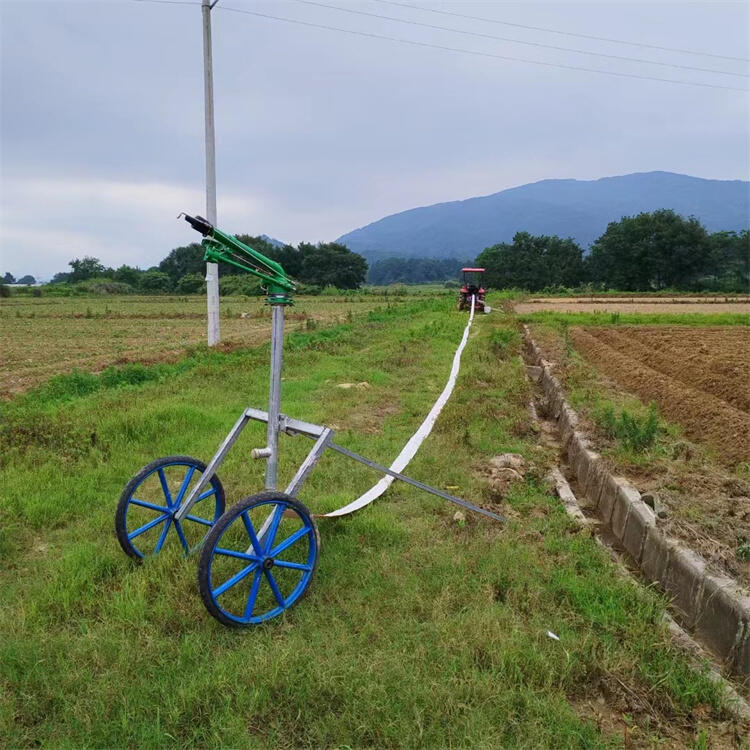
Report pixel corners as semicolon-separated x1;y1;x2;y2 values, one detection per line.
219;275;263;297
0;283;10;298
138;270;172;294
597;402;661;452
295;282;322;295
176;273;206;294
73;278;134;295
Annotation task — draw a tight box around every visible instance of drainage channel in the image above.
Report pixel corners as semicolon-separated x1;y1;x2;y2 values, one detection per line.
521;346;750;719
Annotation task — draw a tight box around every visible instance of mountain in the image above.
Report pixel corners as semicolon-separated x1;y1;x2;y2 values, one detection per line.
260;234;286;248
337;172;749;260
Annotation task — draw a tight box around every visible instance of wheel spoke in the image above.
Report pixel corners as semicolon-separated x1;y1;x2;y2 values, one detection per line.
173;519;189;553
130;498;169;513
264;569;285;607
241;511;263;556
186;514;213;527
274;559;312;572
264;505;284;554
128;513;169;540
175;466;196;506
213;562;259;597
197;488;216;501
214;547;260;562
154;517;172;553
244;569;262;619
270;526;310;557
157;468;173;507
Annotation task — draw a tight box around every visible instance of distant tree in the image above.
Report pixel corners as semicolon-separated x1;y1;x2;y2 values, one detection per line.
138;270;172;293
50;271;72;284
477;233;585;291
707;230;749;292
3;272;15;284
298;242;367;289
69;256;106;282
158;243;205;284
367;257;467;285
17;275;36;285
588;210;711;290
176;273;206;294
113;265;142;286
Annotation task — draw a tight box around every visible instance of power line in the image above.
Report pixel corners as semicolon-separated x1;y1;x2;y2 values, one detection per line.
132;0;199;6
372;0;750;64
217;5;748;92
290;0;747;78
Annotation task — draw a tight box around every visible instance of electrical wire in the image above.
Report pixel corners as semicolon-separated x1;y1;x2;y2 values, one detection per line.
132;0;199;6
217;4;748;92
289;0;747;78
372;0;750;64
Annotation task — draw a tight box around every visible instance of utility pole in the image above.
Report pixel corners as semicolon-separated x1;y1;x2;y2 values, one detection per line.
202;0;220;345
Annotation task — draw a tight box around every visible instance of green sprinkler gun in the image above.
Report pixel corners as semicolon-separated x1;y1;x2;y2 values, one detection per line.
180;213;295;305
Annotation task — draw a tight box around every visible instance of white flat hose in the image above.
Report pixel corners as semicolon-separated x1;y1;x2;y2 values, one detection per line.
322;295;476;517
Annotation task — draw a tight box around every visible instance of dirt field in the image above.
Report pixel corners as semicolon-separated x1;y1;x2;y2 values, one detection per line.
529;322;750;586
571;326;750;466
516;297;750;315
0;295;400;397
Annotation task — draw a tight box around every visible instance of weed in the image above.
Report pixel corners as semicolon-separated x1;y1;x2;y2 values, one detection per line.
597;402;661;452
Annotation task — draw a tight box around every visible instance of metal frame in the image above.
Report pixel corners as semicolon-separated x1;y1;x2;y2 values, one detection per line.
175;306;503;526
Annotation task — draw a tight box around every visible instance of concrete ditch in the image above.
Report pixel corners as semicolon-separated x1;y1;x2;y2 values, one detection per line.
523;326;750;676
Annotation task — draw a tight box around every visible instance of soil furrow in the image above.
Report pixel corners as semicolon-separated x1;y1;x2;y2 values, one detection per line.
571;329;750;466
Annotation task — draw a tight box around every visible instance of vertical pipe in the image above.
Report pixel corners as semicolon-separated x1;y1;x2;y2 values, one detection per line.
202;0;221;345
265;305;285;489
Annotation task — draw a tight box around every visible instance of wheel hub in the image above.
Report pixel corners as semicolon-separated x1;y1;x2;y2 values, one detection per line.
262;557;275;570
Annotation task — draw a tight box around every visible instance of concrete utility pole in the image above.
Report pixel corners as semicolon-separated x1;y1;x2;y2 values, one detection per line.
202;0;220;345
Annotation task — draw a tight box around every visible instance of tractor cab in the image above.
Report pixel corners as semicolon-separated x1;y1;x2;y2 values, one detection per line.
457;267;486;312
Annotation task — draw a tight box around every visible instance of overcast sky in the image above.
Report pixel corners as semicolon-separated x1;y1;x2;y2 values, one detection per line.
1;0;748;279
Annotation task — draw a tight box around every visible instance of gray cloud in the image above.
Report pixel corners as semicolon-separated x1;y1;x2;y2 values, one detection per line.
1;0;747;279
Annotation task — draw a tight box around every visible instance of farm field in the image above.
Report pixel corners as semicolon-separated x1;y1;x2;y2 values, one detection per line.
1;295;745;748
572;326;750;465
528;318;750;588
515;296;750;315
0;294;410;398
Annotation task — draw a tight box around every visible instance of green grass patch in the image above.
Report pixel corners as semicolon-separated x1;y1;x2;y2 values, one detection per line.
0;298;733;747
596;402;662;453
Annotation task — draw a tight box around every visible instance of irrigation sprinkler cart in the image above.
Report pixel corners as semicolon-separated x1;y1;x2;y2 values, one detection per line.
115;215;502;627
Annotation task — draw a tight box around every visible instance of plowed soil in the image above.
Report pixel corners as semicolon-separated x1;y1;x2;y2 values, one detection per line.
571;326;750;466
515;298;750;314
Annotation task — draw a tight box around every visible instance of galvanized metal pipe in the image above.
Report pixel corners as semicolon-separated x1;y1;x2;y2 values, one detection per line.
265;305;285;489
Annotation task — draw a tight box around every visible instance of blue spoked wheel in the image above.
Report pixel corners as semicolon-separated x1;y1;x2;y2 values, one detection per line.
198;492;320;627
115;455;225;560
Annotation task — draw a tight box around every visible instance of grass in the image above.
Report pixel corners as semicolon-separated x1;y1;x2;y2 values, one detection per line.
0;296;737;748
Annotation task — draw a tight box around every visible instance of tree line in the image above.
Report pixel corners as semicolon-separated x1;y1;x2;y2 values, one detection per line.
476;210;748;292
43;235;368;294
3;273;36;285
366;257;469;285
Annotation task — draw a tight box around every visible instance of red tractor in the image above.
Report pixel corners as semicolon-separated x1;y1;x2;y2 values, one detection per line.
457;267;487;312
